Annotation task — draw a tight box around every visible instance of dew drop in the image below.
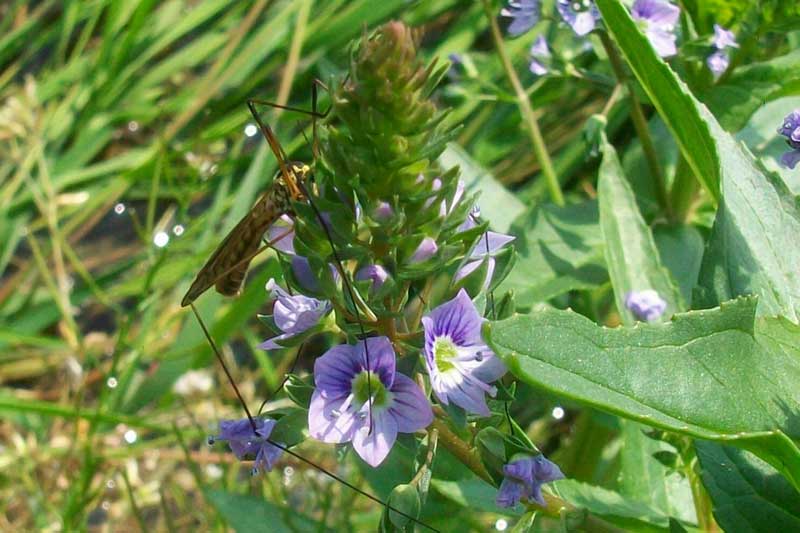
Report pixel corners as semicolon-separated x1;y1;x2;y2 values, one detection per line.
283;466;294;477
123;429;137;444
552;406;565;420
495;519;508;531
114;203;126;215
153;231;169;248
127;121;139;132
106;479;115;489
101;501;110;511
172;224;184;236
106;377;118;388
244;123;258;137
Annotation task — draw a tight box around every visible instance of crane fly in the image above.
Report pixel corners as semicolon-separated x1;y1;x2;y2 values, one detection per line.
180;101;311;308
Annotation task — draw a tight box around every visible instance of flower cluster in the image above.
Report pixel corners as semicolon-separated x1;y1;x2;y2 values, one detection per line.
625;289;667;322
496;454;564;508
707;24;738;76
207;22;562;518
778;110;800;169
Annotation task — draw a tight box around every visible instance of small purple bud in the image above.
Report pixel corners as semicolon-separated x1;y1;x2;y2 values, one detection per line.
355;264;390;292
409;237;438;263
374;201;394;221
625;289;667;322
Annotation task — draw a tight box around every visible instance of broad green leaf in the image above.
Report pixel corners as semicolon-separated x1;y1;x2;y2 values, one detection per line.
594;0;719;201
618;420;696;525
694;154;800;321
653;226;704;308
501;200;607;303
696;441;800;533
484;297;800;489
439;143;525;233
598;136;682;323
596;0;800;322
706;50;800;131
206;489;330;533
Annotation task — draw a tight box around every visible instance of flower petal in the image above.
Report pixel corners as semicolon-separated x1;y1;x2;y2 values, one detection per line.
308;390;359;443
351;411;398;467
388;374;433;433
313;344;362;396
424;288;484;346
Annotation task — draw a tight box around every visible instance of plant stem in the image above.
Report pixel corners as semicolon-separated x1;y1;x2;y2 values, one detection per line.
481;0;564;206
599;31;671;220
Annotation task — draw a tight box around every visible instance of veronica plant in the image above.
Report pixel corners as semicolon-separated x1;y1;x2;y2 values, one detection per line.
206;21;564;529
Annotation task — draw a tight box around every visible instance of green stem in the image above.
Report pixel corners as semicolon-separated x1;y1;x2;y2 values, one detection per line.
599;31;671;220
481;0;564;206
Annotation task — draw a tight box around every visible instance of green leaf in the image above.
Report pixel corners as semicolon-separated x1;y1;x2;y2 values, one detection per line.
597;0;800;324
555;479;675;530
696;441;800;533
618;420;696;525
694;148;800;320
706;50;800;131
484;297;800;489
598;136;683;323
653;226;704;308
501;200;607;303
594;0;719;201
206;489;330;533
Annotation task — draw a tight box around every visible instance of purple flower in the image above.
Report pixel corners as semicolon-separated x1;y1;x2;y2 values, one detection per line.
556;0;600;37
625;289;667;321
409;237;438;263
777;110;800;169
712;24;738;50
455;231;515;290
706;50;730;76
529;36;551;75
422;289;506;416
266;215;296;254
308;337;433;467
258;279;330;350
496;455;564;508
501;0;541;37
355;264;390;292
631;0;680;58
707;24;737;77
209;418;283;474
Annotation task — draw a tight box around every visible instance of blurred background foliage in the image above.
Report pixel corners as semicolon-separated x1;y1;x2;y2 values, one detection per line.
0;0;798;531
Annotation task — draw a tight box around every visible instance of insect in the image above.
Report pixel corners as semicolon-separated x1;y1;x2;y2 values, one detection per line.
180;100;312;308
181;90;434;531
